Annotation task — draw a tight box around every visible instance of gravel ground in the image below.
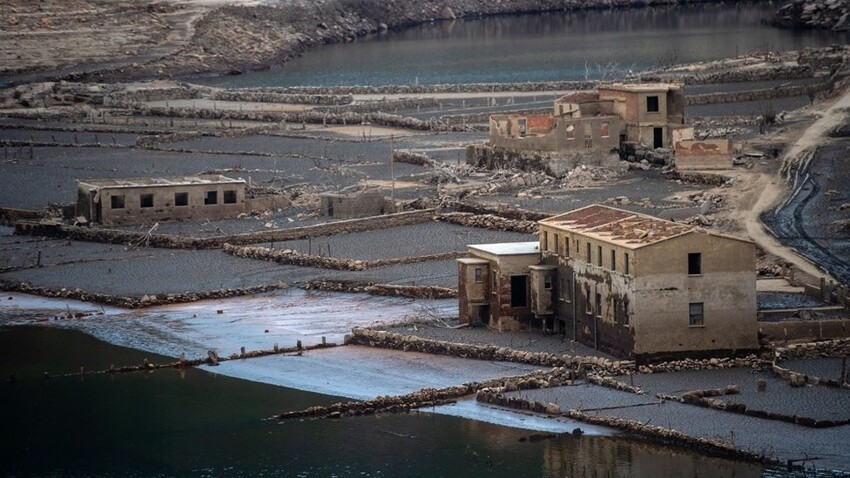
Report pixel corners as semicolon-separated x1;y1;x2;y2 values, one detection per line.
0;129;140;146
109;207;328;238
0;235;467;292
0;248;327;296
0;236;158;270
385;322;611;358
620;367;850;422
504;384;659;411
757;291;827;310
269;221;533;260
781;358;849;382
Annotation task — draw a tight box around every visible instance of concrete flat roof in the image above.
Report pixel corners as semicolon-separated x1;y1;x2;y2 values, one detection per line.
78;174;244;189
469;241;540;256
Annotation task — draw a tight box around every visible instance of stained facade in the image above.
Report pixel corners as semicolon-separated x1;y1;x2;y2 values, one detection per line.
76;175;246;225
488;83;689;154
458;204;758;360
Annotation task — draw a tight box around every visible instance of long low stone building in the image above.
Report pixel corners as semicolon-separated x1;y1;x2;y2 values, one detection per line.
76;175;246;225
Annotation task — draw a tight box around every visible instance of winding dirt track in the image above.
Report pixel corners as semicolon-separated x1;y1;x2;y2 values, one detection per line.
742;86;850;283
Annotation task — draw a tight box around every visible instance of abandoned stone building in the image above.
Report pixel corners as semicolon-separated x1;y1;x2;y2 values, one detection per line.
457;204;758;360
76;175;247;225
488;83;688;154
319;185;396;220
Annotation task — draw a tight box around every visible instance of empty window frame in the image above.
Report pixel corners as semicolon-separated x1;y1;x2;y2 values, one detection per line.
597;245;603;267
585;284;592;314
560;276;572;302
554;234;559;255
110;195;125;209
613;297;622;324
564;238;570;257
474;267;483;283
544;275;553;290
491;271;498;292
600;122;610;138
611;250;617;272
595;292;602;318
646;95;660;113
566;124;576;140
689;302;704;326
688;252;702;275
624;253;630;275
140;193;154;208
586;242;592;263
223;190;237;204
204;191;218;205
174;192;189;207
542;231;548;252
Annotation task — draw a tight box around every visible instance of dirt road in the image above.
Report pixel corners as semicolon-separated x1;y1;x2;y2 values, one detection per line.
740;86;850;282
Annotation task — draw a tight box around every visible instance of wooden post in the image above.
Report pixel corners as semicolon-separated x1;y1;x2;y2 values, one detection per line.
390;134;395;203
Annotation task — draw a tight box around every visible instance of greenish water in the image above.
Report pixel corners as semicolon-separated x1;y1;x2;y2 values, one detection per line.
0;326;769;477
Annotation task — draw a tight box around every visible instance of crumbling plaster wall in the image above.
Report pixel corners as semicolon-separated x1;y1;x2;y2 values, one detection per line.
632;234;758;356
81;183;245;225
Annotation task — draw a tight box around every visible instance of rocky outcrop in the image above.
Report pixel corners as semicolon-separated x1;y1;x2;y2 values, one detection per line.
774;0;850;30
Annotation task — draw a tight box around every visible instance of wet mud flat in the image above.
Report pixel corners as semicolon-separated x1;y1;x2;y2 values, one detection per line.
762;141;850;285
268;221;532;261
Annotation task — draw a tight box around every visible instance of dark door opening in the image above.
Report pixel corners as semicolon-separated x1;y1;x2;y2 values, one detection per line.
510;275;528;308
479;305;490;325
653;127;664;149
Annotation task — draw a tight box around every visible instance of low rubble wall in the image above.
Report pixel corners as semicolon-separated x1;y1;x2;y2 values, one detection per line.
13;209;437;249
0;279;288;309
275;369;564;421
209;90;353;105
686;83;826;106
346;327;631;371
475;387;766;462
223;243;463;271
772;339;850;389
306;280;457;299
662;384;850;428
438;212;538;234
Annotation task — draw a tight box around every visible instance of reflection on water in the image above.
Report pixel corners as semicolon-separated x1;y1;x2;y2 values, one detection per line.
199;3;848;88
0;325;770;477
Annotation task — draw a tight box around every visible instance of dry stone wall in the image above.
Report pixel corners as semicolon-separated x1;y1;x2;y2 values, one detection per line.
223;243;463;271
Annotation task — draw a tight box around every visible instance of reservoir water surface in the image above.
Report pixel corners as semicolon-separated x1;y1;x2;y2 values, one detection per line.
199;3;849;88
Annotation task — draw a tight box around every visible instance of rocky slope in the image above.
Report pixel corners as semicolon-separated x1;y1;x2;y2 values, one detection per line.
774;0;850;30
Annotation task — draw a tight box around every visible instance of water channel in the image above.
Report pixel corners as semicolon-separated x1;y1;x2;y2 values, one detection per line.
198;3;849;88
